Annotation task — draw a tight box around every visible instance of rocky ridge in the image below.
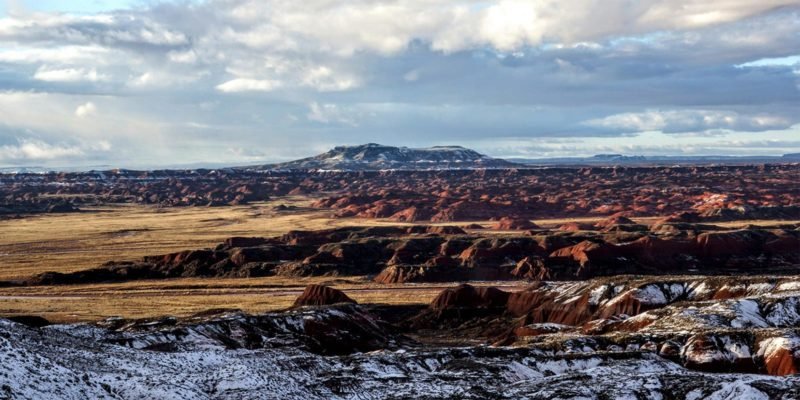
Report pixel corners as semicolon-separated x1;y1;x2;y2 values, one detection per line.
20;221;800;286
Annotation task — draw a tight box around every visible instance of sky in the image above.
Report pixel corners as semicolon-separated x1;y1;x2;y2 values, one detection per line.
0;0;799;168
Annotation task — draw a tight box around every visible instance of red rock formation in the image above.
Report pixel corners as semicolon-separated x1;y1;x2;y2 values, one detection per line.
293;284;356;307
430;284;510;311
695;230;760;257
506;288;593;326
510;257;550;280
389;206;422;222
422;226;467;235
492;217;540;230
758;337;800;376
594;212;636;229
682;333;756;373
558;222;594;231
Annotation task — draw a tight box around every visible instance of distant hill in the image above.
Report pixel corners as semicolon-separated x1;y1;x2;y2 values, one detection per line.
510;154;797;166
588;154;647;162
251;143;522;171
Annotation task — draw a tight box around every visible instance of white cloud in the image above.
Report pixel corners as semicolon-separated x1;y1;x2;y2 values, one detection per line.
34;66;108;82
0;139;84;161
0;92;171;148
75;101;97;118
0;45;110;64
738;54;800;68
128;70;210;88
167;50;198;64
0;12;188;47
211;0;800;54
307;102;358;126
586;109;794;134
301;66;359;92
216;78;282;93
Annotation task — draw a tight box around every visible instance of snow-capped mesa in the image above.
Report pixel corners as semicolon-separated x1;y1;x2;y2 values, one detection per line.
255;143;522;171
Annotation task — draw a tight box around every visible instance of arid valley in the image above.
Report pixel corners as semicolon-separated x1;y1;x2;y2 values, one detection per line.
1;145;799;398
2;1;800;398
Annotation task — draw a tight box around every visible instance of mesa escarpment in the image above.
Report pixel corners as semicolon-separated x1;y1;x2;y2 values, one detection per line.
21;220;800;286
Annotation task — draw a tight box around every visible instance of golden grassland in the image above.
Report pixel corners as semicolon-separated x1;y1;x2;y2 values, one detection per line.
0;276;529;323
0;197;350;280
1;197;795;322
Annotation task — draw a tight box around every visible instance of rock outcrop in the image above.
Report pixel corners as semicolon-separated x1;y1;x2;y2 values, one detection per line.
293;284;356;307
19;222;800;286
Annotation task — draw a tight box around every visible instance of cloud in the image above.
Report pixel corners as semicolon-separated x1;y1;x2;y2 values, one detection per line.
306;102;359;126
75;101;97;118
216;78;282;93
0;12;189;47
301;66;359;92
0;1;798;166
205;0;800;54
226;146;266;160
167;49;197;64
0;139;84;161
34;66;108;82
585;109;795;134
0;45;110;64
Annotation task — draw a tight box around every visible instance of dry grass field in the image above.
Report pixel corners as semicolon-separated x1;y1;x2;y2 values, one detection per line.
0;197;531;322
0;276;529;323
1;197;795;323
0;197;345;280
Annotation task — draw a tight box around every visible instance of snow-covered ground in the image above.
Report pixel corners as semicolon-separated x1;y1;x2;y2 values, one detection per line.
1;313;799;400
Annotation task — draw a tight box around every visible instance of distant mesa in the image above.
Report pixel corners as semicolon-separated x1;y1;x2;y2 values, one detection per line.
251;143;522;171
590;154;646;162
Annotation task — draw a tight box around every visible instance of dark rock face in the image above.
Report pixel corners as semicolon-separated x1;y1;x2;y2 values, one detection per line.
0;198;79;216
293;285;356;307
429;284;510;311
5;315;50;328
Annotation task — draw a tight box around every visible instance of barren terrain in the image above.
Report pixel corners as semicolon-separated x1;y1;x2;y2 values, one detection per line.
0;198;539;321
1;164;799;399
